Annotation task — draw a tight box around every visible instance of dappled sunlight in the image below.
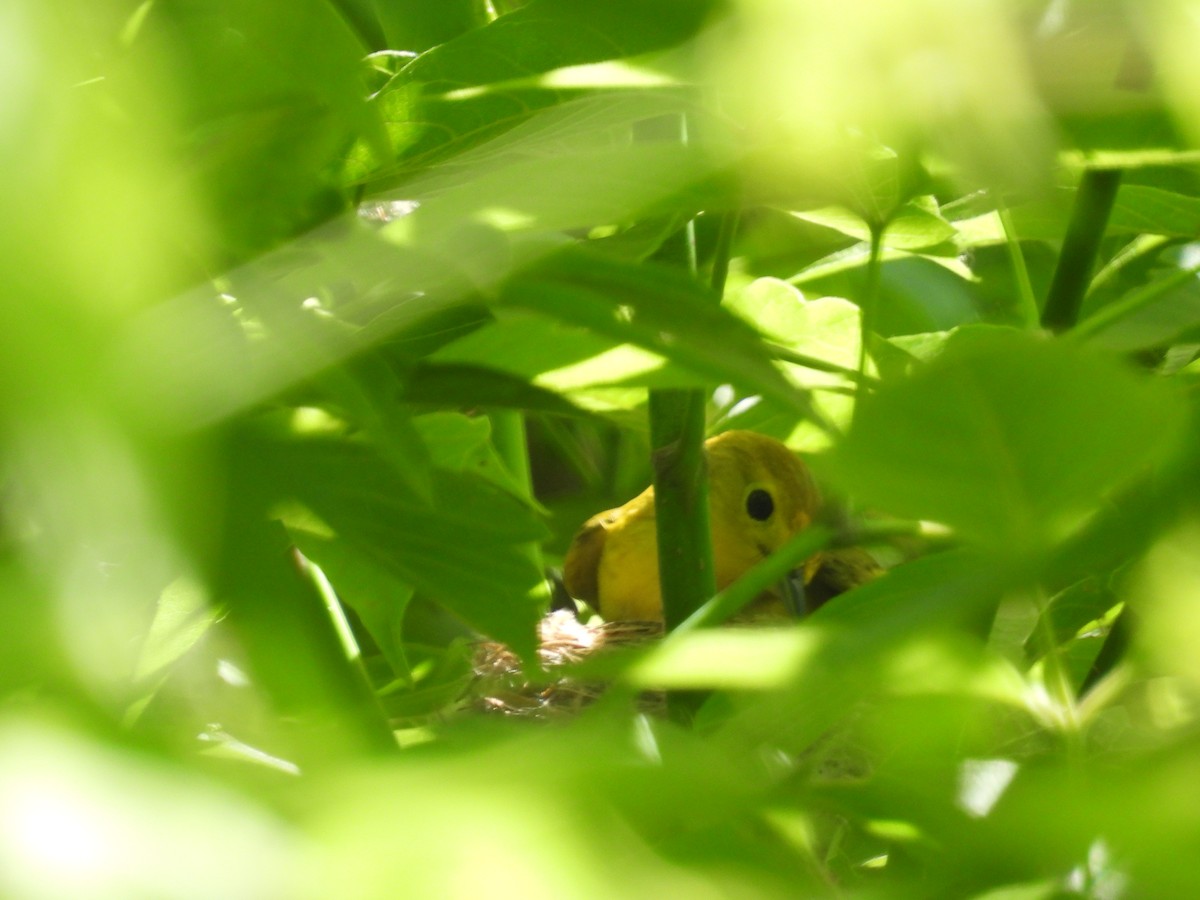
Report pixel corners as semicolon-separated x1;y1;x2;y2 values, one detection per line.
956;758;1019;819
5;0;1200;896
536;345;670;391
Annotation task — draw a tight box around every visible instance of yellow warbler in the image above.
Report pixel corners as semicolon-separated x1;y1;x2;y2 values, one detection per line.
562;430;822;622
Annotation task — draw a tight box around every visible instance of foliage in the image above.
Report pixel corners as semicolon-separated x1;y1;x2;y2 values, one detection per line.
4;0;1200;896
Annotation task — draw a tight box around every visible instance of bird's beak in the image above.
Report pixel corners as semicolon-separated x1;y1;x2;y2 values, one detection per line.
782;571;807;617
781;553;824;617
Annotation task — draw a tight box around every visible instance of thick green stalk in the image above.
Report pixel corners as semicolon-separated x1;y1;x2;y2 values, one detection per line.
648;388;713;633
648;212;713;633
647;210;743;633
1041;168;1123;332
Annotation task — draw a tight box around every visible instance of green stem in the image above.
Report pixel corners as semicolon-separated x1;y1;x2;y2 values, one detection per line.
1041;168;1123;332
640;107;720;638
708;210;740;299
1030;586;1084;763
997;199;1039;328
854;224;885;421
648;389;714;634
490;409;534;492
1079;605;1132;697
671;526;835;635
488;410;552;612
1070;259;1200;343
1089;233;1171;295
767;342;880;387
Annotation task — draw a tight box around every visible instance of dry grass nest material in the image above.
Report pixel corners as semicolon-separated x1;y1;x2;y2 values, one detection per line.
472;610;663;718
471;546;885;718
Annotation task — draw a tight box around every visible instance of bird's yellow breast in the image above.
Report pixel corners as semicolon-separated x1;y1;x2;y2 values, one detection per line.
562;430;821;622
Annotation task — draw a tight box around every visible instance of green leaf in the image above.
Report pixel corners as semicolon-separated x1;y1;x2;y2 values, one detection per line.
501;249;816;419
127;576;219;723
384;141;729;240
315;355;434;501
141;0;374;259
403;0;720;89
695;550;1019;751
956;185;1200;249
399;362;599;417
375;640;475;719
1076;264;1200;352
366;3;719;183
723;278;861;449
133;576;216;685
290;530;415;678
1023;579;1117;663
430;310;711;416
413;411;547;509
792;199;957;251
825;329;1187;556
271;431;547;659
214;514;395;759
372;0;486;53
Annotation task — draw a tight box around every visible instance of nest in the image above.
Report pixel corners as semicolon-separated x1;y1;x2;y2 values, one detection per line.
472;611;663;717
470;547;886;718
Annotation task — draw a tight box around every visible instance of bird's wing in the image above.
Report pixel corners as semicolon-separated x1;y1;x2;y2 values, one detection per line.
806;547;883;611
562;512;611;603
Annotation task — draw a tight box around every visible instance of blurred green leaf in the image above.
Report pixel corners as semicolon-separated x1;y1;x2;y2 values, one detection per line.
375;640;475;718
399;362;600;417
957;184;1200;250
132;576;217;687
385;141;731;239
1076;263;1200;352
372;0;486;52
262;426;547;659
403;0;720;88
826;328;1187;555
136;0;375;261
709;549;1020;752
0;719;305;899
792;199;957;251
1022;579;1117;665
214;511;395;760
290;530;415;678
413;411;547;508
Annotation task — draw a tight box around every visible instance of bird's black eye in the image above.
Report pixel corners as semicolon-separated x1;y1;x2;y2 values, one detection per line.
745;487;774;521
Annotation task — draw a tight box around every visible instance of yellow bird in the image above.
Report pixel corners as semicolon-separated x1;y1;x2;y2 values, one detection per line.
562;430;823;622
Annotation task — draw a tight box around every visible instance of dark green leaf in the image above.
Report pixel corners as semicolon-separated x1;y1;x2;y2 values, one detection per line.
399;362;598;417
271;432;547;659
403;0;721;89
290;530;415;678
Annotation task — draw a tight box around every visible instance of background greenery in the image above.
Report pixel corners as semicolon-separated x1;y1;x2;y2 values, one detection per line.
4;0;1200;896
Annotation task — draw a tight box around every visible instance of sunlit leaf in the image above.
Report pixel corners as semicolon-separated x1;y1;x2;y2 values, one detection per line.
825;329;1187;555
